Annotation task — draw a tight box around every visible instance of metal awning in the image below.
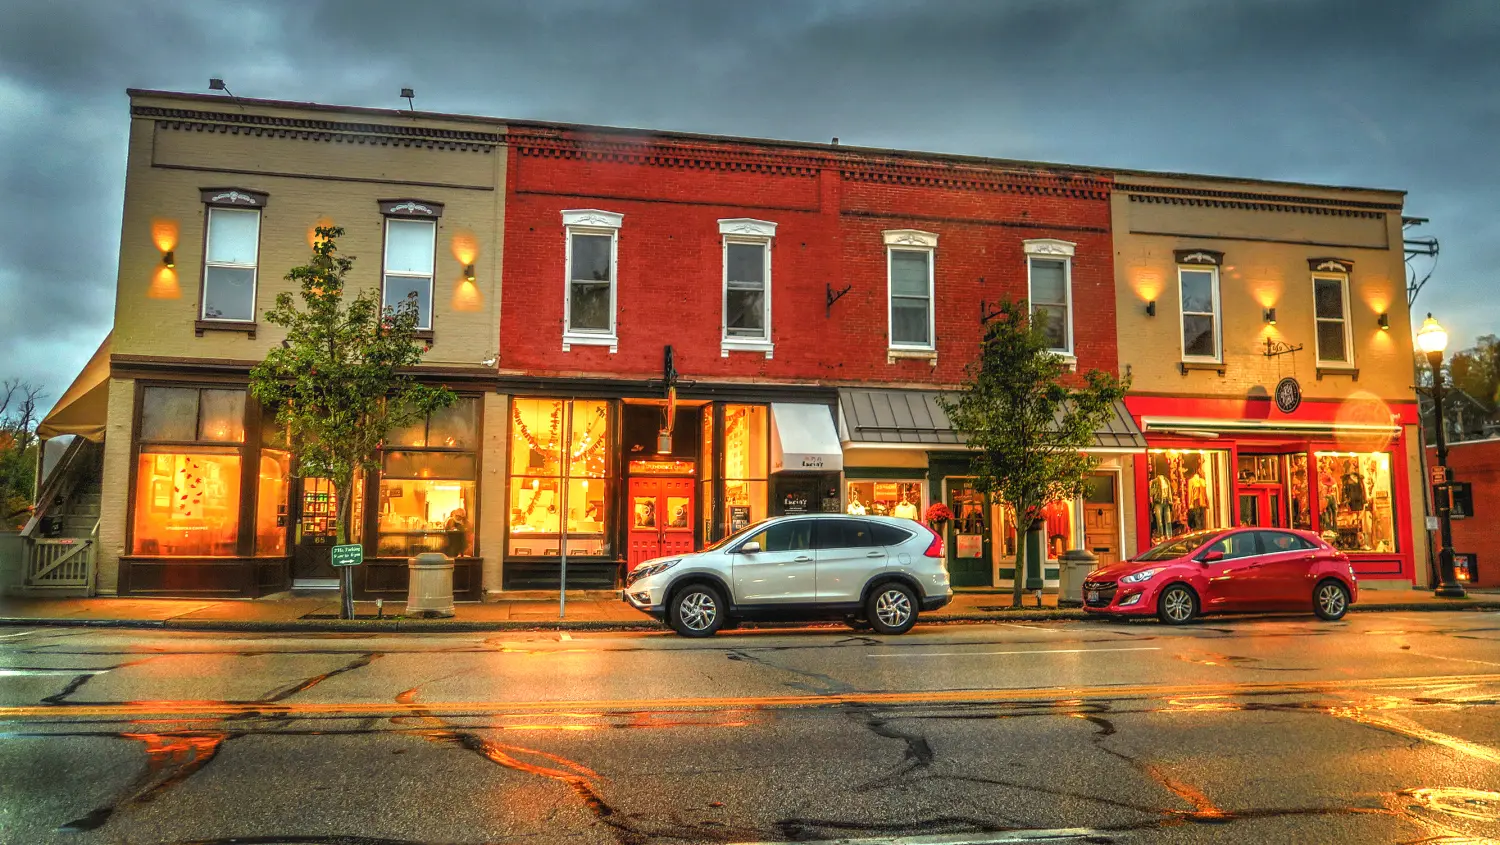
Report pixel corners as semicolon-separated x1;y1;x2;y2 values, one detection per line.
37;332;111;443
770;403;844;472
838;388;1146;453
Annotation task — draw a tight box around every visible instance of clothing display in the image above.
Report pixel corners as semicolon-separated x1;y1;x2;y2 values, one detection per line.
1147;451;1225;544
892;500;918;520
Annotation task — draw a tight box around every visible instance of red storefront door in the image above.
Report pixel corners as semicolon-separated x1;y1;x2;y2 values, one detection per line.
1237;487;1282;528
627;476;695;570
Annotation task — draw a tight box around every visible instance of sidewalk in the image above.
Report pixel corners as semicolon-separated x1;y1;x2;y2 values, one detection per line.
1;586;1497;633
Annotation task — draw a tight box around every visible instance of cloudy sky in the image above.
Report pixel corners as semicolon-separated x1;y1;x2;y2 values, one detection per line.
2;0;1496;407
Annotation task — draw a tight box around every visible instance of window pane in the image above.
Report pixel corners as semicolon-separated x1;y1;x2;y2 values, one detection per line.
1289;454;1313;530
890;250;930;297
509;477;561;551
569;282;611;331
846;480;923;519
1206;532;1258;560
1315;452;1396;552
1147;449;1230;545
197;389;245;443
1183;314;1216;358
1317;321;1348;362
206;208;260;265
377;478;475;558
1029;258;1067;305
724;405;768;479
132;451;242;556
385;220;435;275
388;416;427;448
255;449;290;556
383;275;433;328
428;398;478;449
1180;270;1215;313
512;399;565;476
815;518;873;550
570;234;612;282
1314;278;1345;319
723;480;767;537
726;288;766;335
892;299;930;346
381;450;476;480
750;520;813;552
871;522;915;546
727;242;765;285
203;266;256;321
568;400;611;478
1033;304;1068;350
140;387;200;442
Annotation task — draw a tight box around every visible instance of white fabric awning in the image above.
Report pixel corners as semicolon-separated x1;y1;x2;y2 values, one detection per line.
770;403;843;473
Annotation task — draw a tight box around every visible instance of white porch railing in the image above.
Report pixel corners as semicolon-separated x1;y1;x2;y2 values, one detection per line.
27;537;96;590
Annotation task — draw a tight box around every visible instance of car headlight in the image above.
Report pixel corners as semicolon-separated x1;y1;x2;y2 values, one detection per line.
630;558;681;582
1119;568;1163;584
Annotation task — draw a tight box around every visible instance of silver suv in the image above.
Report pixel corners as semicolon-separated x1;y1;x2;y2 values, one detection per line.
622;514;953;637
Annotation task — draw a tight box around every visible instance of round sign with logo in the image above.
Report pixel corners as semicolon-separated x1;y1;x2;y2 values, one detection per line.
1275;377;1302;414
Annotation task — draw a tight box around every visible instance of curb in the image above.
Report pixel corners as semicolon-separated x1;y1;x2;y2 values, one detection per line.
1;600;1494;634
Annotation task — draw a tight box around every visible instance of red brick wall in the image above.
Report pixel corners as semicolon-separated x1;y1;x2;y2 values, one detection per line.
500;129;1117;386
1427;440;1500;588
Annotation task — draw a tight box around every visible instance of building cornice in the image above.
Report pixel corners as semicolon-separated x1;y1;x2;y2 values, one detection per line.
1120;182;1399;218
131;105;502;153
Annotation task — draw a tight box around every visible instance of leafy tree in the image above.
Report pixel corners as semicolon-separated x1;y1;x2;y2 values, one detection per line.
0;380;44;528
942;299;1128;608
1448;334;1500;409
250;226;453;618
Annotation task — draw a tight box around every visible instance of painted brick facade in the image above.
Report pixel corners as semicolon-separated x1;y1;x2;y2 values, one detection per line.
500;128;1117;385
1427;440;1500;588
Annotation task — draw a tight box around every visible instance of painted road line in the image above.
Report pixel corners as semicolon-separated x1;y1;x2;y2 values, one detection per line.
729;829;1106;845
0;630;38;640
0;668;107;677
870;646;1160;658
560;632;573;641
1003;623;1063;632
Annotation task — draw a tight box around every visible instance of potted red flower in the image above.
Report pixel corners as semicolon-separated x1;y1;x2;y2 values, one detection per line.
924;503;953;527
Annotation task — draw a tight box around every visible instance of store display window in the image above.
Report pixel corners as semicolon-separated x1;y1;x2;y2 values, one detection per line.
845;481;923;520
1315;451;1397;553
255;448;290;556
1287;454;1313;531
379;398;480;558
132;386;248;557
508;399;612;557
994;498;1079;559
1146;449;1230;545
701;406;715;541
723;404;768;535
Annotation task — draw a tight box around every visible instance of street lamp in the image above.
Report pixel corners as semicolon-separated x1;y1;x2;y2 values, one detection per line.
1416;313;1467;598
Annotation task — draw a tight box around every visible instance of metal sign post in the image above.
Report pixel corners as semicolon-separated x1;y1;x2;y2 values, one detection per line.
331;543;363;620
559;401;573;619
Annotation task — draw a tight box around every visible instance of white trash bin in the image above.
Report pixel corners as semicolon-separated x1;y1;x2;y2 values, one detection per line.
406;552;455;618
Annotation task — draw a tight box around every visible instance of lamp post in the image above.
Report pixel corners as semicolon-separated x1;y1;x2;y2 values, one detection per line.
1416;313;1467;598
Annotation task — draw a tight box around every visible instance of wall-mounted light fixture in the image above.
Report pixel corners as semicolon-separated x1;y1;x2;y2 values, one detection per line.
1264;307;1277;325
463;263;476;282
1378;313;1390;331
161;250;175;269
1145;300;1156;317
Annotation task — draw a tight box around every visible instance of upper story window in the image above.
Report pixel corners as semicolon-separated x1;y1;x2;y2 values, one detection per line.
562;210;623;352
380;199;443;332
1024;239;1076;355
199;188;268;324
719;218;777;356
884;230;938;351
1176;249;1224;362
1310;258;1355;366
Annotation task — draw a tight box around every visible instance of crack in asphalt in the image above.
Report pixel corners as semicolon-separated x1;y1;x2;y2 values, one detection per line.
726;648;857;695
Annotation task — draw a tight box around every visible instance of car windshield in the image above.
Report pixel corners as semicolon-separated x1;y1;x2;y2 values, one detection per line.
1133;530;1222;562
702;519;771;552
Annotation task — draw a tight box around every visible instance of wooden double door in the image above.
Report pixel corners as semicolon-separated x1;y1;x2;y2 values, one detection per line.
628;476;695;570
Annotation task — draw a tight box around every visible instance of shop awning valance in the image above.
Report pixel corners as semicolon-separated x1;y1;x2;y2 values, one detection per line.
770;403;844;472
837;388;1146;453
37;332;111;443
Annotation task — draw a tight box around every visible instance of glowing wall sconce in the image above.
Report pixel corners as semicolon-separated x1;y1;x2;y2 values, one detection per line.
1378;313;1390;331
162;250;175;269
463;263;476;282
1145;301;1156;317
1263;307;1277;325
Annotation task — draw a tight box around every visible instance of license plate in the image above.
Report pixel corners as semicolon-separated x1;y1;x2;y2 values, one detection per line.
1087;590;1099;603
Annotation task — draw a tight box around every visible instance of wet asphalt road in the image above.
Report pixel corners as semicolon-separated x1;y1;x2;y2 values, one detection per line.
2;612;1500;845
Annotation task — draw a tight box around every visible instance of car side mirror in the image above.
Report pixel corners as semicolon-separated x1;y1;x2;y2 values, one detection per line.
739;542;761;555
1199;550;1224;564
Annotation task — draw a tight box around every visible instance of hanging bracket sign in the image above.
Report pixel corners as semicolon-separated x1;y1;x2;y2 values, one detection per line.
1274;377;1302;414
331;544;364;568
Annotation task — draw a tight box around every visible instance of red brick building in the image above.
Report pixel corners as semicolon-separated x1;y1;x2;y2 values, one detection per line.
1427;439;1500;588
497;125;1137;590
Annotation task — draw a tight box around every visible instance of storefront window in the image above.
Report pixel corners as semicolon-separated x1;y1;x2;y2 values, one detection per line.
1315;451;1397;553
846;481;923;520
255;448;290;556
132;386;248;557
701;406;715;541
508;399;612;557
1146;449;1230;545
723;404;768;535
379;398;479;558
1288;454;1313;531
994;498;1078;560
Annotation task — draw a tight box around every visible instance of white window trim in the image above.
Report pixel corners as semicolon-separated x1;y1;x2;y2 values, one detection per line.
201;206;261;323
561;209;623;353
382;218;437;331
1178;265;1222;363
1312;272;1356;368
884;230;938;356
719;219;777;358
1024;239;1076;357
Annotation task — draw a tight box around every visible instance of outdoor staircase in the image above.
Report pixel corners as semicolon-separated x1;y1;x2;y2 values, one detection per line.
18;438;102;595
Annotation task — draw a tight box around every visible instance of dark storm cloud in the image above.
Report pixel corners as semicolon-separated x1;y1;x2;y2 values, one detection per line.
3;0;1497;405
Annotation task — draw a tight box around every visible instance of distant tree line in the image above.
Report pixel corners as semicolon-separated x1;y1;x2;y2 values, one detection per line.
0;380;44;529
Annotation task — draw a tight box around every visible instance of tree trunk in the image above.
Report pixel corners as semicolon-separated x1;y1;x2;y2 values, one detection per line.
1011;500;1028;608
333;472;355;620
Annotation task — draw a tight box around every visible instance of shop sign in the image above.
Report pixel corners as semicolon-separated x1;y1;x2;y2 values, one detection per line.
1274;377;1302;414
331;544;364;568
782;492;810;515
956;534;984;558
729;506;751;534
1430;465;1450;486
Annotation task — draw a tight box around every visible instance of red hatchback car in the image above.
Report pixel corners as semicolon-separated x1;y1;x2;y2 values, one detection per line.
1082;527;1357;624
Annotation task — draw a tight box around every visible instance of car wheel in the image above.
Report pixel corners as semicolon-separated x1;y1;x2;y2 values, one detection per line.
1157;584;1198;625
867;583;918;635
1313;579;1350;621
669;584;725;638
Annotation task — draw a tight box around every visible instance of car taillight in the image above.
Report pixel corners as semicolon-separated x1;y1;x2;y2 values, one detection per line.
923;529;944;558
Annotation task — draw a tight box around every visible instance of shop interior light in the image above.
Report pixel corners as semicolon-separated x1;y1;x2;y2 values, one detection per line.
1378;313;1390;330
162;250;175;269
1264;307;1276;325
1145;300;1156;317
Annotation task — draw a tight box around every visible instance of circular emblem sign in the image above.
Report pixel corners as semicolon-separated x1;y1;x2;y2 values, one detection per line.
1275;377;1302;414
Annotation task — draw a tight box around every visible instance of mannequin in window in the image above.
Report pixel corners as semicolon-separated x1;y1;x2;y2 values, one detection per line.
1340;459;1367;512
846;490;867;515
1186;467;1209;530
1149;472;1174;540
892;492;918;521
